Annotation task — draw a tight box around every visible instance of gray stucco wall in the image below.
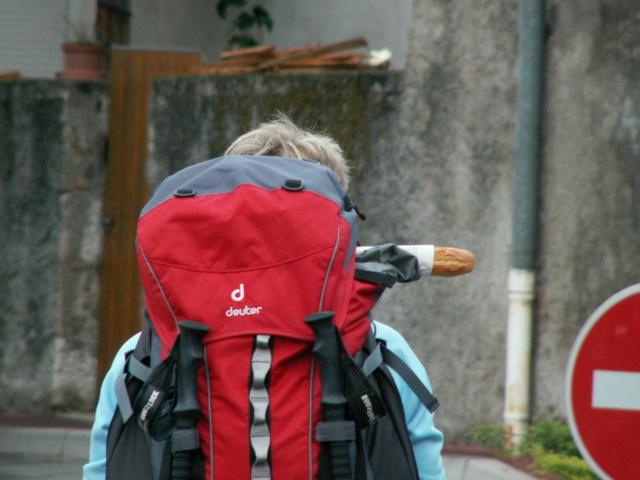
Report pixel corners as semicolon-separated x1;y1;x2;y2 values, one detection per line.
148;73;399;190
534;0;640;418
0;80;107;412
130;0;232;61
354;0;520;438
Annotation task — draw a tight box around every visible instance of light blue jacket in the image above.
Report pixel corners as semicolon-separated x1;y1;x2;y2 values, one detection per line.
83;322;446;480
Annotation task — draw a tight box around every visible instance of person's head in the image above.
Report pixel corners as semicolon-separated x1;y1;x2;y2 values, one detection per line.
225;114;350;189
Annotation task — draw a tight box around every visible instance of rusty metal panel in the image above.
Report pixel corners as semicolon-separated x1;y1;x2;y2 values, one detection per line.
98;49;199;382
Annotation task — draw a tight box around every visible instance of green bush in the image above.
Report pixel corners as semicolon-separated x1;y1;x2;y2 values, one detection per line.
521;419;580;457
470;419;599;479
470;424;508;451
528;444;598;480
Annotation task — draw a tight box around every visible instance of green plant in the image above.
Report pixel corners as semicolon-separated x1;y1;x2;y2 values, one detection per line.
528;444;598;479
470;419;599;479
216;0;273;49
521;419;580;458
470;424;509;451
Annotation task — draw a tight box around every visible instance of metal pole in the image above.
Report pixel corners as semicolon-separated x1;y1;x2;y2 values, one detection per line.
504;0;545;445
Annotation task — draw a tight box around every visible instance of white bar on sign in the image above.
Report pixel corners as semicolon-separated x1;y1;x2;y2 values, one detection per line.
592;370;640;411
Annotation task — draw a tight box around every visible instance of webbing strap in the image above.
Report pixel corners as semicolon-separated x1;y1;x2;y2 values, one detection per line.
250;335;272;479
114;372;133;423
315;421;356;442
380;345;440;413
361;344;384;378
171;428;199;452
127;355;152;382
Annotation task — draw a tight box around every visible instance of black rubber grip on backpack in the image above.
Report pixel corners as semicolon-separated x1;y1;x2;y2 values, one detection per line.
171;320;209;480
322;410;353;479
171;451;194;480
305;311;352;480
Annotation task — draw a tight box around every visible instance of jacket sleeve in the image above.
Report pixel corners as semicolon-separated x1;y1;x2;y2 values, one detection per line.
373;322;446;480
83;333;141;480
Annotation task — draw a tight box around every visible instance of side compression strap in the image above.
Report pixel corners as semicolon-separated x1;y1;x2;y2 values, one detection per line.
250;335;272;479
362;343;440;413
115;370;134;423
128;355;152;382
361;344;384;378
113;324;154;425
114;352;154;424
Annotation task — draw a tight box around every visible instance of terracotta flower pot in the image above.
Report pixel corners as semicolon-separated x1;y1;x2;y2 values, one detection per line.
58;42;106;80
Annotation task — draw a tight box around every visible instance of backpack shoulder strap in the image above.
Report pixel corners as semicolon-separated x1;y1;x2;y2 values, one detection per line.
378;343;440;413
361;335;440;413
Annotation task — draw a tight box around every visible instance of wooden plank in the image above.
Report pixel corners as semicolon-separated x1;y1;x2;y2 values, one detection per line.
281;61;361;69
283;53;365;67
219;57;267;67
274;44;317;57
220;44;274;60
252;36;367;72
190;64;255;75
97;49;200;384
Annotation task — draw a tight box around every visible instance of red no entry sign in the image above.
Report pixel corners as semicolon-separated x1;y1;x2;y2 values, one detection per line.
566;284;640;480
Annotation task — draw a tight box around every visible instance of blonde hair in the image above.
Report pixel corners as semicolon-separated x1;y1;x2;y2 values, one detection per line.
225;114;351;188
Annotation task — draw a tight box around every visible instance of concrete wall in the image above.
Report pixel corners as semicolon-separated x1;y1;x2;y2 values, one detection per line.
389;0;640;435
0;80;107;412
534;0;640;418
147;73;399;189
130;0;234;61
131;0;412;67
354;0;520;438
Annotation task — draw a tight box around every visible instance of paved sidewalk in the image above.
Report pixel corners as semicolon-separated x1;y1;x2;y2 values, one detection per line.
0;453;81;480
443;455;537;480
0;420;537;479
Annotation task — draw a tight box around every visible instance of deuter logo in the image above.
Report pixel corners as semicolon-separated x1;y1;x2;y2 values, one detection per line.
226;283;263;317
231;283;245;302
226;305;263;317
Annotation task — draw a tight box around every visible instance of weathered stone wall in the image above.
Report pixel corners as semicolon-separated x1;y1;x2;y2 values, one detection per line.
534;0;640;418
355;0;520;439
0;80;107;412
386;0;640;436
148;73;400;191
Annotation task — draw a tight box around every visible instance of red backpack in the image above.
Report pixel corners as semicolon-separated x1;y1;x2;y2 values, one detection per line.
106;155;438;480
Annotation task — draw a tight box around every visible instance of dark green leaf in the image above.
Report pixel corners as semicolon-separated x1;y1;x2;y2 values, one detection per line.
216;1;227;19
253;6;273;31
217;0;246;19
233;12;255;30
229;35;259;49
